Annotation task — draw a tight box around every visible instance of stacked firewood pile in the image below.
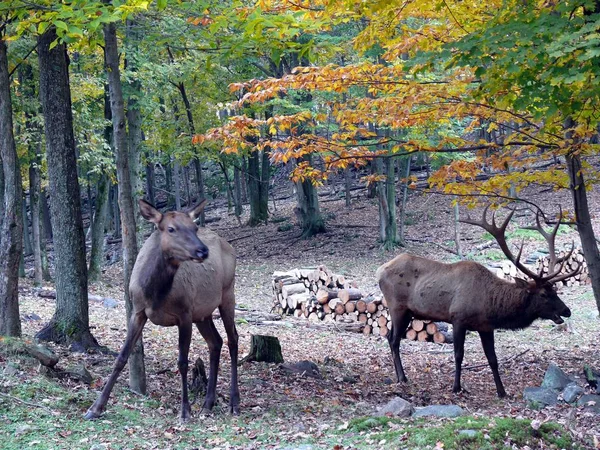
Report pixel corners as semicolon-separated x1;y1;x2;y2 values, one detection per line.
534;248;589;287
404;319;453;344
271;266;452;342
489;248;589;287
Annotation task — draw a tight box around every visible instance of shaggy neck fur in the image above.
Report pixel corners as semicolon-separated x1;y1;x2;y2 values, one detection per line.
139;234;179;310
488;279;538;330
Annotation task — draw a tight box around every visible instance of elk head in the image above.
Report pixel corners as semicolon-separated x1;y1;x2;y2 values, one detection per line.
139;199;209;264
462;205;580;324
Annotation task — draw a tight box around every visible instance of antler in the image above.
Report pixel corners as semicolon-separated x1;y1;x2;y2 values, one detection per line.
462;205;582;285
460;205;540;281
522;207;579;282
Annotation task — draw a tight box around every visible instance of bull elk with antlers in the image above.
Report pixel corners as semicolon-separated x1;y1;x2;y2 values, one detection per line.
377;206;580;397
85;199;239;421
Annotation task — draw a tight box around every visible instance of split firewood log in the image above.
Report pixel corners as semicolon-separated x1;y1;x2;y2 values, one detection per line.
411;319;425;332
406;329;417;341
317;288;339;305
338;288;362;304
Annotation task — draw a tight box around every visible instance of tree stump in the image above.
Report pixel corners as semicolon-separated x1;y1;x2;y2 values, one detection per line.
241;335;284;364
189;357;208;404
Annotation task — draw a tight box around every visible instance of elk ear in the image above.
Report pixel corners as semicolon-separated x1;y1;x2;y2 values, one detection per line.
513;277;530;289
188;199;207;221
139;199;162;224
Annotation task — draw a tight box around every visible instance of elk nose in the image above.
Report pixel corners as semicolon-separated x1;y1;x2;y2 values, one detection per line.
563;307;571;318
196;246;209;260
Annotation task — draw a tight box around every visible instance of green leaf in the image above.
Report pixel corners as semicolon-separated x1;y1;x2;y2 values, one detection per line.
37;21;49;35
54;20;68;31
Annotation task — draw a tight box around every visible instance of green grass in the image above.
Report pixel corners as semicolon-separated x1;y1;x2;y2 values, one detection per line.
482;225;570;242
328;415;580;450
0;341;585;450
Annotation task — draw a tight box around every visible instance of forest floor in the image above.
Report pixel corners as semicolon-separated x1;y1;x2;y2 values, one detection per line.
1;185;600;449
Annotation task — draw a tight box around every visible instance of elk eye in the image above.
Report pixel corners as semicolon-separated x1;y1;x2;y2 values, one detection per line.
168;227;175;233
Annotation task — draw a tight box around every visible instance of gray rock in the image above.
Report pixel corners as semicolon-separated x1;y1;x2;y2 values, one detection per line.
541;363;573;391
280;361;321;379
374;396;414;418
459;430;478;438
562;383;584;403
26;344;59;368
15;424;33;436
523;387;558;408
103;298;118;308
66;364;93;385
413;404;465;418
4;362;19;376
22;313;41;321
577;394;600;413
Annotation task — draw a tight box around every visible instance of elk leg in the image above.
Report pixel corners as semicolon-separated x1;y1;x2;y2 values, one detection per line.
195;318;223;413
479;331;506;398
178;321;193;422
388;309;412;383
452;324;467;394
219;293;240;415
84;312;147;420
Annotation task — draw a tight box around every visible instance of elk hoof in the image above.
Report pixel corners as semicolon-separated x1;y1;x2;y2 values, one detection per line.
199;407;213;416
83;408;101;420
497;390;507;398
179;406;191;423
229;405;240;416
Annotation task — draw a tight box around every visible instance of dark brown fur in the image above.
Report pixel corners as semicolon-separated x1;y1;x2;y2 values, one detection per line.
377;253;571;397
85;200;239;421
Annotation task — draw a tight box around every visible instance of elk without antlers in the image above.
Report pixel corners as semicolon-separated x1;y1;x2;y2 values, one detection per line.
85;199;239;421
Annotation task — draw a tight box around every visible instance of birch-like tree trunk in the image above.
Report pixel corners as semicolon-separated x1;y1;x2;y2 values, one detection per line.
0;38;23;337
104;21;146;393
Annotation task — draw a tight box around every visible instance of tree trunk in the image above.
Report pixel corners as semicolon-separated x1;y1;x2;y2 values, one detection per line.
40;187;53;241
241;156;248;203
89;84;113;283
173;159;182;210
125;18;144;247
453;199;463;259
29;157;43;286
219;161;234;212
0;38;23;337
295;155;325;238
183;165;191;206
248;150;269;225
104;21;146;393
174;76;205;221
260;146;270;216
193;159;205;225
110;184;121;238
233;161;243;221
145;161;155;205
565;121;600;312
376;155;398;249
88;174;109;282
22;195;32;256
165;163;174;209
35;28;95;347
398;156;411;244
344;167;352;207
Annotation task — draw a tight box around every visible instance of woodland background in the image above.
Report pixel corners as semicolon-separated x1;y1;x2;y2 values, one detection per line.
1;1;600;449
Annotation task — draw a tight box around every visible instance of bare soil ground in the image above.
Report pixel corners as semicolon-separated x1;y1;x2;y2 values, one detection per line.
3;186;600;449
